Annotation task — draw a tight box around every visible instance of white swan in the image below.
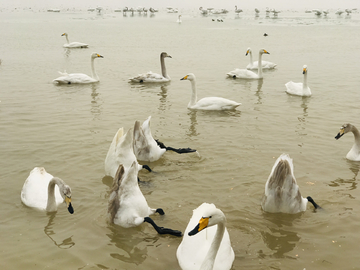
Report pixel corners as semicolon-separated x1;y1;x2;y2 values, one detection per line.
235;5;243;14
261;154;321;214
181;73;241;110
105;127;151;178
108;162;182;236
177;15;182;23
245;47;277;70
133;116;197;162
227;48;270;79
61;33;88;48
129;52;172;83
335;123;360;161
21;167;74;214
176;203;235;270
285;65;311;97
53;52;103;84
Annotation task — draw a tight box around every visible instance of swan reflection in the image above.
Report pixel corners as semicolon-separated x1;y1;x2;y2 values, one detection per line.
328;160;360;191
44;213;75;249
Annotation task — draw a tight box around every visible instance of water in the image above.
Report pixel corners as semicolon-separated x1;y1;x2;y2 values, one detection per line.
1;8;360;270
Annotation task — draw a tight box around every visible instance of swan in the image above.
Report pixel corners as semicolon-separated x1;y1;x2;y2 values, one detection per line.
129;52;172;83
53;52;103;84
227;48;270;79
245;47;277;70
105;127;151;178
235;5;243;14
133;116;197;162
20;167;74;214
176;203;235;270
335;123;360;161
177;14;182;23
285;65;311;97
108;162;182;236
261;154;321;214
61;33;88;48
181;73;241;110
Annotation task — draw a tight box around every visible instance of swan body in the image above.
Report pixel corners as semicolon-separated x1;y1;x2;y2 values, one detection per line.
53;52;103;84
181;73;241;110
261;154;320;214
105;127;150;178
133;116;166;162
335;123;360;161
245;48;277;70
21;167;74;214
235;6;243;14
285;65;311;97
177;203;235;270
129;52;172;83
61;33;88;48
227;48;270;79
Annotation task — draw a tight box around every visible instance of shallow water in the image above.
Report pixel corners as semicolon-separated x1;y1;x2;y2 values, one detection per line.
1;8;360;270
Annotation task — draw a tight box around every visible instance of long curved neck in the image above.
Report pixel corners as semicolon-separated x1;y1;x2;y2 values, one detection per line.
257;52;263;78
201;222;225;270
160;55;168;79
90;57;98;81
188;79;198;107
65;35;70;44
249;50;254;65
351;125;360;147
46;177;65;212
303;71;308;89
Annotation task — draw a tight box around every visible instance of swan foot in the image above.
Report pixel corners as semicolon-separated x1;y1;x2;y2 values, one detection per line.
155;139;197;154
307;196;322;210
142;164;152;172
144;217;182;237
232;75;236;79
156;208;165;215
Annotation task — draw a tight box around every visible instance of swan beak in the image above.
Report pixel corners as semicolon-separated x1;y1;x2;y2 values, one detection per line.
97;54;104;58
61;33;65;36
303;68;307;74
264;50;270;54
65;197;74;214
180;75;188;80
335;128;345;140
167;55;172;58
188;217;209;236
245;50;249;56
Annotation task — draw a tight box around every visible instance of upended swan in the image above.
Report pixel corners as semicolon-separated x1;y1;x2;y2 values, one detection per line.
53;52;103;84
181;73;241;110
128;52;172;83
227;48;270;79
176;203;235;270
21;167;74;214
105;126;151;178
133;116;197;162
61;33;89;48
108;162;182;236
335;123;360;161
285;65;312;97
261;154;321;214
245;47;276;70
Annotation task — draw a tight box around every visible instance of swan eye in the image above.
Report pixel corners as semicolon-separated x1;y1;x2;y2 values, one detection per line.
209;216;212;218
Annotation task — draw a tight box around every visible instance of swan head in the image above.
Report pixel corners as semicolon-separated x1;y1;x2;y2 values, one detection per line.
60;184;74;214
335;123;352;140
303;65;308;74
91;52;104;59
188;204;226;236
61;33;68;37
260;48;270;55
180;73;195;81
245;47;252;56
161;52;172;59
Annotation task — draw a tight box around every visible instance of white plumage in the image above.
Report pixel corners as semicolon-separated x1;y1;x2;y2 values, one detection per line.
285;65;312;97
61;33;88;48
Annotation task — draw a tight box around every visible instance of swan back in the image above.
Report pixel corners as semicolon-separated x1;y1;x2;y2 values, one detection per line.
177;203;234;270
133;116;166;162
105;127;141;178
108;162;152;227
21;167;62;210
261;154;308;214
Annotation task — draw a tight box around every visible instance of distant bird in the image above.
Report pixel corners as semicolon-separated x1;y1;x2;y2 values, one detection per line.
199;7;208;15
261;154;321;214
335;9;344;15
335;123;360;161
345;9;352;15
255;8;260;14
177;14;182;23
312;9;322;16
235;5;243;14
264;33;268;36
61;33;88;48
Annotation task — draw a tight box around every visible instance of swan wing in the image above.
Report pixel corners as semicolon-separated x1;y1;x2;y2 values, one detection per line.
21;167;62;210
63;42;89;48
227;68;258;79
247;60;277;70
285;81;305;96
129;71;170;83
53;73;97;84
192;97;241;111
133;120;151;160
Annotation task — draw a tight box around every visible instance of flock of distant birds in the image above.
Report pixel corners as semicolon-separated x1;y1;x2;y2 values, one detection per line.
16;7;360;270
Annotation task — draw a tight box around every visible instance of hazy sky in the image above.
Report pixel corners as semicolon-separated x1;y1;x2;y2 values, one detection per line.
4;0;359;10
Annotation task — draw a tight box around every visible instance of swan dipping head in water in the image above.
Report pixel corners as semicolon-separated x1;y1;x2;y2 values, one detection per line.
335;123;360;161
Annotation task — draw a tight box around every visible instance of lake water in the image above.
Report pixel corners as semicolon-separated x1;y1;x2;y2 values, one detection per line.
1;7;360;270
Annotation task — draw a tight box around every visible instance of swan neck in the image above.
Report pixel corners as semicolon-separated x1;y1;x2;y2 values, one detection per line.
303;71;308;89
189;79;197;107
160;55;168;79
91;56;99;81
201;222;226;270
351;125;360;145
257;52;264;78
249;50;254;65
65;35;70;44
46;177;64;212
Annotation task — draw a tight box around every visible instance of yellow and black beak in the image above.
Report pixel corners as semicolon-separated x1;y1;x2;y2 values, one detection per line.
97;54;104;58
180;75;188;81
264;49;270;54
188;217;209;236
303;67;307;74
335;128;345;140
61;33;66;36
245;50;249;56
65;197;74;214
